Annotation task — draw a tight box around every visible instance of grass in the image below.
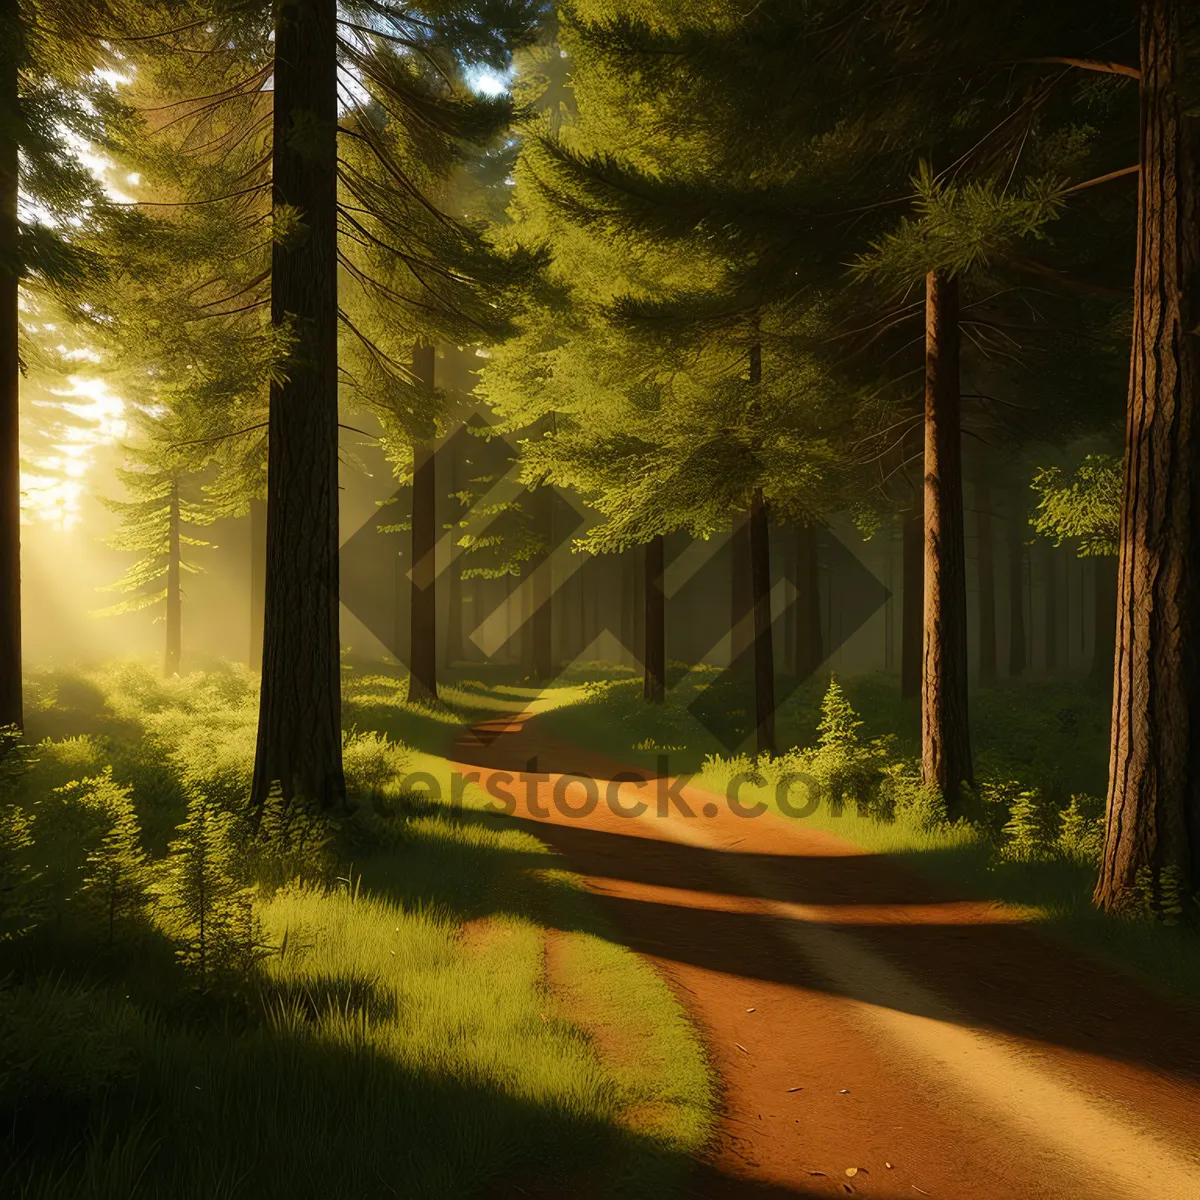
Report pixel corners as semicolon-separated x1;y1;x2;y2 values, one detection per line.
535;665;1200;1004
1;658;716;1199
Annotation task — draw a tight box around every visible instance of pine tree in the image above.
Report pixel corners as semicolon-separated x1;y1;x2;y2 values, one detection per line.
159;789;259;986
842;0;1137;813
99;410;212;676
818;676;862;751
77;768;148;944
2;2;128;729
1032;453;1121;687
97;2;539;807
1096;0;1200;913
480;8;870;743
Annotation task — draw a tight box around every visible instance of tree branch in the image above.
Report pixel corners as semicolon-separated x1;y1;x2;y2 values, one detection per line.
1015;57;1140;80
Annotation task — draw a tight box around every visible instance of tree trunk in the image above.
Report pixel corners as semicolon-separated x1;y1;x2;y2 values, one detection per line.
165;478;181;677
0;31;21;731
526;483;554;680
444;453;463;668
976;478;997;685
643;534;665;702
249;496;265;669
794;522;823;680
1098;0;1200;911
250;0;344;812
1007;498;1028;677
921;269;972;814
1043;542;1059;674
408;343;438;704
750;489;776;756
730;510;752;670
901;494;922;699
1091;555;1117;689
621;548;636;667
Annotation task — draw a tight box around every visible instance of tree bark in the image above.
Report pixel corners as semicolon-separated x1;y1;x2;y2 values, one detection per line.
750;489;776;756
621;548;636;667
529;484;554;680
643;534;665;702
921;269;972;814
901;493;923;699
250;0;344;812
976;478;997;685
1007;498;1028;677
794;522;823;680
444;452;463;668
249;496;265;669
730;510;752;670
165;478;181;677
1091;555;1117;689
0;29;21;731
408;343;438;704
1098;0;1200;911
1043;542;1059;674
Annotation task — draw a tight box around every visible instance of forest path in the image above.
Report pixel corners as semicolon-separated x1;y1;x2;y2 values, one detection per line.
451;712;1200;1200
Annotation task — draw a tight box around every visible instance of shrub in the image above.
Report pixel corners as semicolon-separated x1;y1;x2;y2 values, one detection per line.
1129;862;1196;926
78;769;149;944
999;788;1055;862
157;791;268;987
817;676;862;748
1057;794;1104;866
878;759;946;828
806;678;884;815
342;729;410;804
26;735;108;793
0;803;36;942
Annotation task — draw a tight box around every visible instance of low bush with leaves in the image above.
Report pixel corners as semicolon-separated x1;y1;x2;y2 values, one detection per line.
74;769;150;943
155;789;269;987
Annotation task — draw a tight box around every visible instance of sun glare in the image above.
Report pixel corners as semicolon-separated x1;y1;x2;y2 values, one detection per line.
22;375;126;531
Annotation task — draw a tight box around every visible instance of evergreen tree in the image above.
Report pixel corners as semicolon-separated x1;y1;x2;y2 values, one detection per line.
99;410;212;676
817;676;862;750
159;789;260;986
77;768;148;944
1096;0;1200;913
2;2;128;729
480;8;868;745
98;2;540;807
1032;453;1120;686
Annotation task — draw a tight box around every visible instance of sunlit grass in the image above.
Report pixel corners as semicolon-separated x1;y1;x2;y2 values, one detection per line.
535;666;1200;1001
3;659;717;1199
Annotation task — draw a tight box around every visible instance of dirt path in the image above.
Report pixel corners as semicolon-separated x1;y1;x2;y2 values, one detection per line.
452;713;1200;1199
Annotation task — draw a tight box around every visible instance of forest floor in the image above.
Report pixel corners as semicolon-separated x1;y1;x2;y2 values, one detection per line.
451;705;1200;1200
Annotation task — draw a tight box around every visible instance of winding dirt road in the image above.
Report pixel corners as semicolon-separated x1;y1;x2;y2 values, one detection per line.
453;712;1200;1199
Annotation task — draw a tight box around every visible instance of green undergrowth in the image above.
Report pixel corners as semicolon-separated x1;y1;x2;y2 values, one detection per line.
537;666;1200;1003
0;659;715;1199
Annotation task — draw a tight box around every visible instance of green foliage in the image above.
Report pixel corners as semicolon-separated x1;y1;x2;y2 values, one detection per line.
157;791;266;986
0;803;37;943
1130;863;1196;927
98;408;213;622
817;675;862;748
878;760;947;830
1031;454;1122;556
1057;794;1105;865
0;728;39;940
342;729;411;805
79;769;149;943
1000;788;1055;863
854;164;1066;288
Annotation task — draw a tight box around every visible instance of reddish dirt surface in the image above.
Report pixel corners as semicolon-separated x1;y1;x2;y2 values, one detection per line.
452;712;1200;1200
